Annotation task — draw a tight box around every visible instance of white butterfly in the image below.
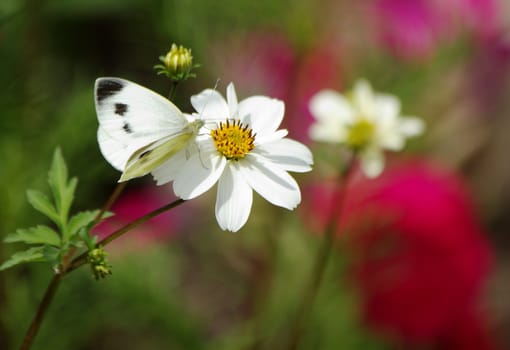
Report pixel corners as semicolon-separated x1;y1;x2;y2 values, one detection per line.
94;77;204;182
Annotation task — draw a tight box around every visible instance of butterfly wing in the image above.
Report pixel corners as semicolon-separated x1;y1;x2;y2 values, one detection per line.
119;119;205;182
94;77;188;172
120;132;194;182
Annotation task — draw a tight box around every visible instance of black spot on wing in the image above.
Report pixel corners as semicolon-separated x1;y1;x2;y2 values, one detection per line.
123;123;133;133
96;80;124;103
140;150;152;158
115;103;128;116
139;150;153;163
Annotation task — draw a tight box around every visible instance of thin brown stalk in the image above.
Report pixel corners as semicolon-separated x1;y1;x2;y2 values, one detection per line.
68;198;186;272
19;274;62;350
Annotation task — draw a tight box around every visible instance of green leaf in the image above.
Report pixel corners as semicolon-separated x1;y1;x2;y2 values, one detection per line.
0;246;46;271
46;148;79;231
4;225;61;246
47;148;71;215
67;210;113;244
78;227;97;250
66;210;100;240
61;176;78;221
26;190;60;225
42;245;60;262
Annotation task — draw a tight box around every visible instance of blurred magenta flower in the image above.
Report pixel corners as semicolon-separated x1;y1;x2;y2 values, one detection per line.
211;31;295;100
285;44;343;143
369;0;502;59
93;187;183;247
211;31;342;143
304;158;497;348
371;0;443;59
468;34;510;114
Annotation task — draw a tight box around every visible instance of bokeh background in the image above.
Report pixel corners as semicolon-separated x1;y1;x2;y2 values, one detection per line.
1;0;510;349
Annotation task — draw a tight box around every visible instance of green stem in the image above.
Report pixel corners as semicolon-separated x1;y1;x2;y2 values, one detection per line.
18;182;127;350
19;273;62;350
168;81;179;101
93;182;127;224
287;154;356;350
18;186;184;350
68;198;186;272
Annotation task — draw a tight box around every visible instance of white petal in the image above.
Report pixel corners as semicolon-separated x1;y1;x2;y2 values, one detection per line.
253;138;313;173
360;147;385;178
375;121;405;151
378;130;405;151
374;94;401;124
239;155;301;210
255;129;288;145
352;79;375;117
215;163;253;232
309;90;354;124
226;82;238;118
173;150;226;200
309;121;347;143
399;117;425;137
191;89;229;121
238;97;284;137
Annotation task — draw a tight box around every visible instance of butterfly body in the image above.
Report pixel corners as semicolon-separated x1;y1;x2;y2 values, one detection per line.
94;77;203;182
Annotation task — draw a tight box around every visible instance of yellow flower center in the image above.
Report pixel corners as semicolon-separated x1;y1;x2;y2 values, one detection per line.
346;119;375;149
211;119;255;160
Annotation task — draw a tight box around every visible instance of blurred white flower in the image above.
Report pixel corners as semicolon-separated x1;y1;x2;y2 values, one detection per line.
152;83;313;232
309;79;424;177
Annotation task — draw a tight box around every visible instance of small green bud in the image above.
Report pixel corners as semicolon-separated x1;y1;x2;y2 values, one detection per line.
87;247;112;280
154;43;199;82
164;44;193;73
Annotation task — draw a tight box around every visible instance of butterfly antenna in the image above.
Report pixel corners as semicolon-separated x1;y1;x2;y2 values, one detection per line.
185;141;209;170
198;146;209;169
212;78;221;91
199;78;226;131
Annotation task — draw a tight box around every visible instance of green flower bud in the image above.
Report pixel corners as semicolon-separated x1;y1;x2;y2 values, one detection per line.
164;44;192;73
87;247;112;280
154;43;198;82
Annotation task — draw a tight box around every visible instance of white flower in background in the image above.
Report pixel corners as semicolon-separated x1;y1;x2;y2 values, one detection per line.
152;83;313;232
309;79;425;177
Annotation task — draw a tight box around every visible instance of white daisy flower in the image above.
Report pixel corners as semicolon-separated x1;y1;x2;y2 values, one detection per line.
309;79;425;177
152;83;313;232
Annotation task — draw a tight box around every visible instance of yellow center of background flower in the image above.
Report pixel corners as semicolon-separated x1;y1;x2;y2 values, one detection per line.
211;119;255;160
346;119;375;149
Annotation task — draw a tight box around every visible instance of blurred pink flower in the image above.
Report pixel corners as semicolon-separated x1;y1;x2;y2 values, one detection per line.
211;31;342;143
371;0;443;59
468;34;510;114
284;45;343;143
304;158;497;348
211;32;295;100
443;0;501;38
369;0;502;59
93;187;185;247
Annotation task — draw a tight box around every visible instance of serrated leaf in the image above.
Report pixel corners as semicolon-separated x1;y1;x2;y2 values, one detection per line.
47;148;71;216
65;210;100;241
78;227;98;250
42;245;60;262
0;246;46;271
70;210;114;248
4;225;61;246
26;190;60;225
61;176;78;222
